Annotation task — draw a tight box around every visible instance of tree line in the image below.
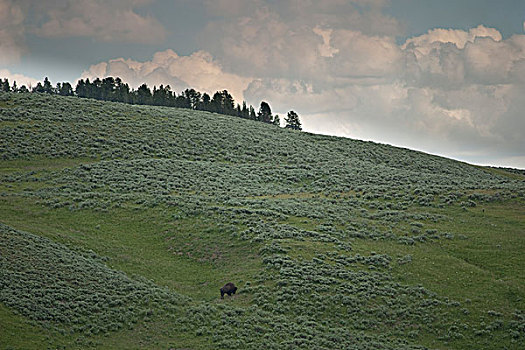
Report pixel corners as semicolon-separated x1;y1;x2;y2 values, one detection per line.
0;77;302;130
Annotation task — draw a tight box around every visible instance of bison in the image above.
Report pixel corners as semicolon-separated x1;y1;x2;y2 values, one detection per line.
220;282;237;299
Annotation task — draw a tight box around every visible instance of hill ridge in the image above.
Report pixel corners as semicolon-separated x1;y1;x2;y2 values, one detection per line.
1;92;524;349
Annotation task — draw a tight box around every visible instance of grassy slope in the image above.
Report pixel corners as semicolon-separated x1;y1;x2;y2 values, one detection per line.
1;93;524;349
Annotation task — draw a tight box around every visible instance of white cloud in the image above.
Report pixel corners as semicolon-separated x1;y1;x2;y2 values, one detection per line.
403;25;502;51
0;0;26;65
220;14;525;166
329;29;403;80
0;69;39;88
81;50;252;102
199;1;403;80
35;0;166;44
313;26;339;58
0;0;167;66
404;27;525;87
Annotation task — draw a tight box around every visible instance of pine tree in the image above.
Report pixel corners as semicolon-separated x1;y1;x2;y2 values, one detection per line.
136;84;152;105
249;105;256;120
43;77;53;94
258;101;273;123
183;89;201;109
241;101;249;119
0;78;10;92
285;110;302;130
273;114;280;126
75;79;86;97
33;82;45;93
200;93;211;111
59;82;73;96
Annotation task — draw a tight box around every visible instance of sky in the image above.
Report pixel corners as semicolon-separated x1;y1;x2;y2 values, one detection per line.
2;0;525;169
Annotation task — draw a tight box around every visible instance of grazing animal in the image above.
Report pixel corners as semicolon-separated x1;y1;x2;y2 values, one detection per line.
220;282;237;299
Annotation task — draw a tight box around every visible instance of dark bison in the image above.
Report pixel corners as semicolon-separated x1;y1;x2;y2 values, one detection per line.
220;282;237;299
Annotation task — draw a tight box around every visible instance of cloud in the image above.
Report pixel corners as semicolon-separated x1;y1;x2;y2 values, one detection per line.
0;0;26;65
80;50;252;102
313;26;339;58
0;0;167;65
199;1;403;79
403;26;525;87
35;0;166;44
402;25;502;51
78;0;525;167
4;0;518;167
210;7;523;165
0;69;39;88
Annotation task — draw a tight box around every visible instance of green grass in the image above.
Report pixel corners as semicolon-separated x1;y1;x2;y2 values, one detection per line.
352;201;524;348
477;165;525;181
0;304;69;350
1;93;524;349
0;196;261;302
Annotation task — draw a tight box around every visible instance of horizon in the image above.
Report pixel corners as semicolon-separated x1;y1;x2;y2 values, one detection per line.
1;0;525;168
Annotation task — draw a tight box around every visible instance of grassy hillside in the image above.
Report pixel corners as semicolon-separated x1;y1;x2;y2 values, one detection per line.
1;92;524;349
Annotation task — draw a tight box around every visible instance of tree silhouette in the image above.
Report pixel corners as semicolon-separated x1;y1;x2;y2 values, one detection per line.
273;114;280;126
136;84;152;105
43;77;53;94
200;93;211;111
258;101;272;123
0;78;10;92
285;110;302;130
249;105;257;120
58;82;73;96
211;90;235;115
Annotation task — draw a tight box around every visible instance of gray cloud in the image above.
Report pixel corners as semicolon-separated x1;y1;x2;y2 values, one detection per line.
34;0;167;44
0;0;26;65
199;0;403;80
0;0;167;48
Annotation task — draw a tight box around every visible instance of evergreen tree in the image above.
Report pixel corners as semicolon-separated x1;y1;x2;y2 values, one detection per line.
12;74;294;128
249;105;256;120
43;77;53;94
0;78;10;92
92;78;103;99
75;79;86;97
151;85;164;106
183;88;201;109
285;110;302;130
258;101;273;123
58;82;73;96
175;94;190;108
33;82;45;93
211;90;235;115
273;114;280;126
115;78;131;103
199;93;211;111
241;101;249;118
236;104;242;117
101;77;116;101
136;84;152;105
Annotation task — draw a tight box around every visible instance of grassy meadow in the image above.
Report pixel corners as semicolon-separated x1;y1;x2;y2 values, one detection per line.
1;92;524;349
